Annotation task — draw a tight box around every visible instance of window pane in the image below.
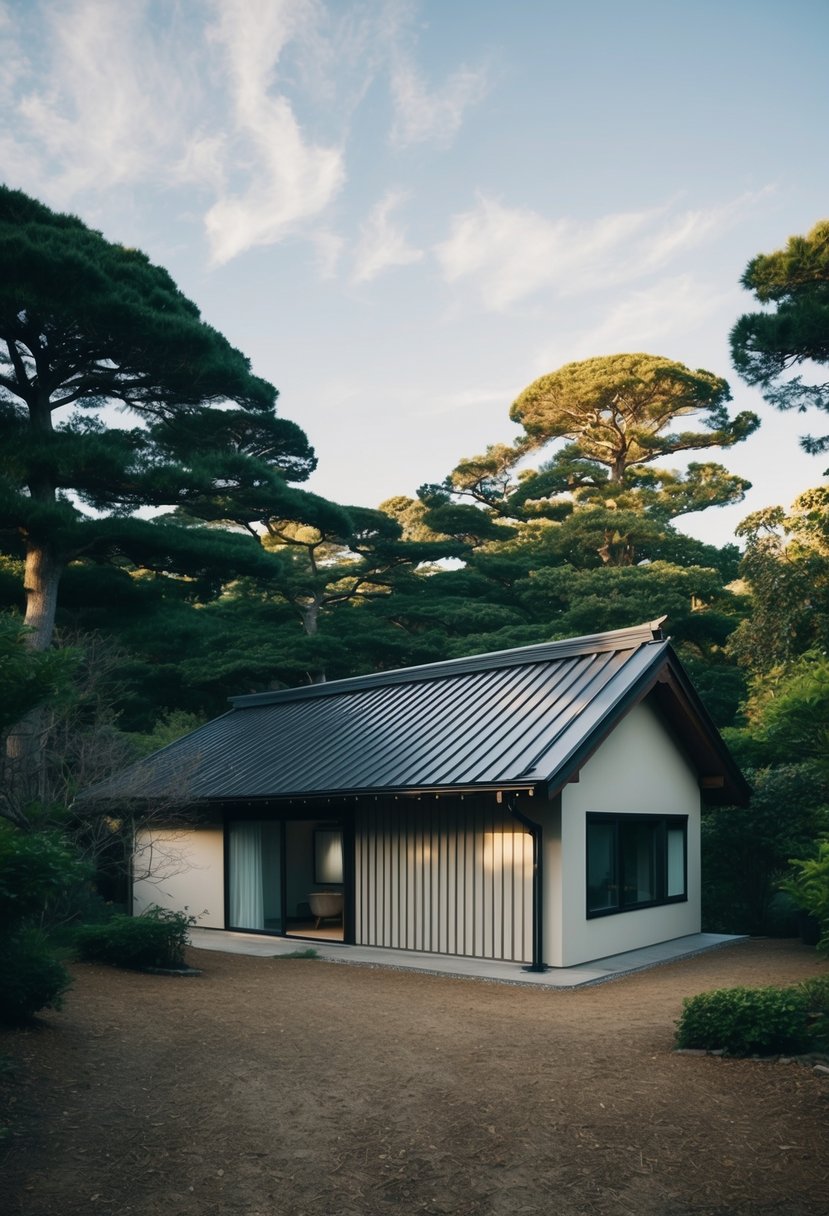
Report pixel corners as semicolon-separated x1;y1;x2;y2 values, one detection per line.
587;821;618;912
667;827;685;897
621;821;656;905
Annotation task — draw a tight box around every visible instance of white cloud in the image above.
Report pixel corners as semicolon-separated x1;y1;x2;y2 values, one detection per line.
352;189;423;283
390;56;487;149
0;0;347;263
435;191;771;312
543;276;733;368
0;1;494;269
638;189;775;274
436;196;573;309
202;0;345;264
175;134;229;193
12;0;184;196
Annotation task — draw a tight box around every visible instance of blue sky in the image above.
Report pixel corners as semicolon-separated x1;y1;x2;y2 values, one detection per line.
2;0;827;545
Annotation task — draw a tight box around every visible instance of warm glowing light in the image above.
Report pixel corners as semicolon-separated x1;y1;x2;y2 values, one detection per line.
483;831;533;873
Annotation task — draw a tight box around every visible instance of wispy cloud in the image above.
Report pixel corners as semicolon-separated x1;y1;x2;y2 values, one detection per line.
352;189;423;282
201;0;345;264
389;55;487;149
536;275;738;372
435;191;770;311
11;0;184;195
0;0;490;268
436;196;575;309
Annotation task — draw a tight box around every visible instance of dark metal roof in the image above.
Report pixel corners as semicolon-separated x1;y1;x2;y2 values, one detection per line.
83;619;748;805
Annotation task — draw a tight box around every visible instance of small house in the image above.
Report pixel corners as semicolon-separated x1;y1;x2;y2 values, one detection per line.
89;620;748;969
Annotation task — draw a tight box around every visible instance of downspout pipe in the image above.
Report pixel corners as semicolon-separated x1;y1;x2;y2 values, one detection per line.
507;798;548;973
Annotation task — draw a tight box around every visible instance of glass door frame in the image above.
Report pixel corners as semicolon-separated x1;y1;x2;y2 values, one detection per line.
223;803;355;943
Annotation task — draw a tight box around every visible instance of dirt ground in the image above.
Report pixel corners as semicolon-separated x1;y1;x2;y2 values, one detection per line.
1;938;828;1216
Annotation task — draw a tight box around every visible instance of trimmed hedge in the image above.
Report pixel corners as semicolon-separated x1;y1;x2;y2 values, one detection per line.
75;906;192;971
675;982;827;1056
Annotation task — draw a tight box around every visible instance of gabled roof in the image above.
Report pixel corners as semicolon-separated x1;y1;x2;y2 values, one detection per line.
84;620;748;806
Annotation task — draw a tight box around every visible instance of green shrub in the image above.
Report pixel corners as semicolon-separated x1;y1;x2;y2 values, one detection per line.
798;975;829;1050
75;905;193;971
676;985;812;1055
0;927;72;1025
0;824;87;1022
782;841;829;954
0;823;88;928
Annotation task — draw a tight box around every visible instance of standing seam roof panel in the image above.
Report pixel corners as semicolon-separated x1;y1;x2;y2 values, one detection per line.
360;661;575;787
215;649;633;795
81;627;681;802
407;654;614;785
472;650;631;782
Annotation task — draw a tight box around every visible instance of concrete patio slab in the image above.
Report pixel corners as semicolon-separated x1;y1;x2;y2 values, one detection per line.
187;928;746;989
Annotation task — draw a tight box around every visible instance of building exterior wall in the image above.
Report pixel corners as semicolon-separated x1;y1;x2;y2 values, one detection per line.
133;827;225;929
552;700;702;967
354;795;534;963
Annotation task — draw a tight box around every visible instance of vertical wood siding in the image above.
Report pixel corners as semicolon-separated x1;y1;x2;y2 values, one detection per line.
355;796;533;963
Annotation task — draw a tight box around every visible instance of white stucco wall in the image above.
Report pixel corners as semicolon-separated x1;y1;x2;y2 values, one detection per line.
546;700;702;967
133;827;225;929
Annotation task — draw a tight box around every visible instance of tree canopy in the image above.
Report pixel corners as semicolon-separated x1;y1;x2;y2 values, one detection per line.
0;186;318;652
425;353;756;576
730;219;829;457
509;353;758;482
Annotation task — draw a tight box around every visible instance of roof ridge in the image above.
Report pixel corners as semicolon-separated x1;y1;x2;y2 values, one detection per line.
230;618;668;709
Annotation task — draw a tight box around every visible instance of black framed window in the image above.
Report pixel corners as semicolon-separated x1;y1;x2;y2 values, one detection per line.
586;814;687;917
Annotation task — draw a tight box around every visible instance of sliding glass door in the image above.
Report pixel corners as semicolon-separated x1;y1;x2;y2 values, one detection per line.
228;819;283;932
226;814;347;939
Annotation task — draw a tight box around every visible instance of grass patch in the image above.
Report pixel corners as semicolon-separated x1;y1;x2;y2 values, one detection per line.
272;948;320;960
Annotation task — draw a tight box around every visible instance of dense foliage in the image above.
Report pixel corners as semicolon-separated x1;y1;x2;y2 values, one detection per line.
782;844;829;955
0;186;319;654
0;822;86;1022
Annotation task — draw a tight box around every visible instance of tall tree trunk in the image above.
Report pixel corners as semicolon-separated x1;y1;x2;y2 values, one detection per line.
5;531;63;813
22;541;63;651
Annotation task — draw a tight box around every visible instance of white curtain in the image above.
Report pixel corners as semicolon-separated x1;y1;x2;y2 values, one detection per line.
230;821;264;929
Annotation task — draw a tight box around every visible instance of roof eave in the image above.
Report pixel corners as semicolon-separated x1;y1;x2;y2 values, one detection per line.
540;645;750;806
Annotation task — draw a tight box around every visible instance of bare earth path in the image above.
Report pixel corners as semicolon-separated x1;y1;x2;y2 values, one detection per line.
2;938;828;1216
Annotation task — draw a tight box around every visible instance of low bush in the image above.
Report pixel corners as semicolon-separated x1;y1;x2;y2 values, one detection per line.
0;927;72;1025
676;984;812;1056
75;906;193;971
